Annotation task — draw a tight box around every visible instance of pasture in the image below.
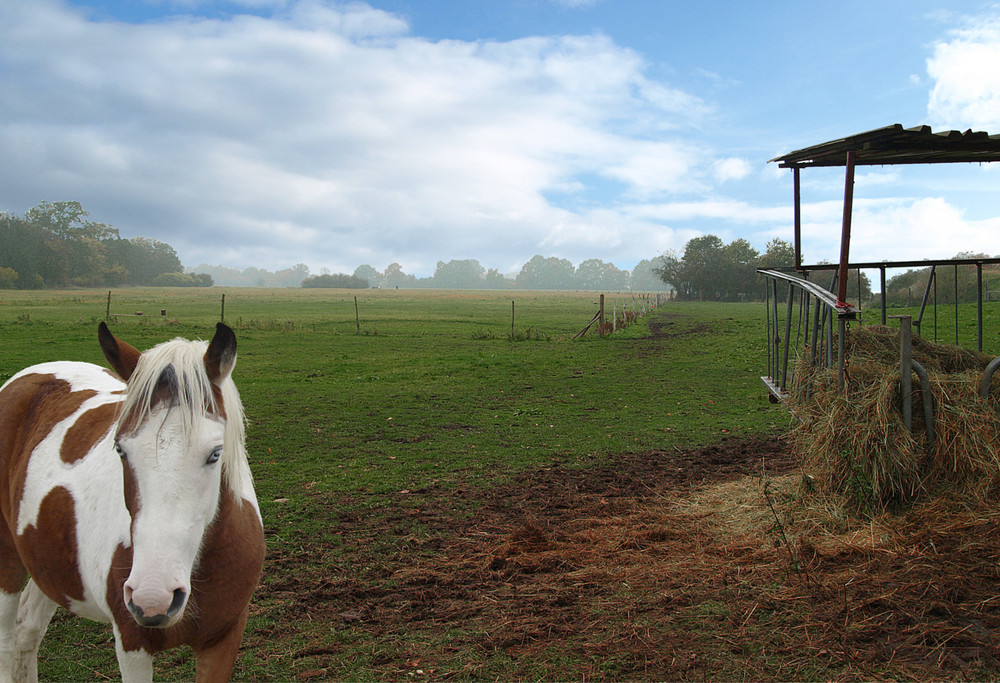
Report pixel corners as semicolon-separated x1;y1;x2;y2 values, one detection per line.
1;288;999;680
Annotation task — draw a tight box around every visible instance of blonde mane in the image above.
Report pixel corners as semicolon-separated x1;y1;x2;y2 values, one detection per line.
117;337;252;503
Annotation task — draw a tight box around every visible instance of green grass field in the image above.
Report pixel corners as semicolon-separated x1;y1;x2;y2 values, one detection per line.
3;287;998;679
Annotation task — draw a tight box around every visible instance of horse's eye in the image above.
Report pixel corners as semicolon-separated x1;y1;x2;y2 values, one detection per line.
114;442;126;460
206;447;222;466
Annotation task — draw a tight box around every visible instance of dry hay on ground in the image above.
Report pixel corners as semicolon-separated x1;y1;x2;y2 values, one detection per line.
790;324;1000;506
257;435;1000;681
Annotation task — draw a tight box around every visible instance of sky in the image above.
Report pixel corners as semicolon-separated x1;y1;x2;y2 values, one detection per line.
2;0;1000;278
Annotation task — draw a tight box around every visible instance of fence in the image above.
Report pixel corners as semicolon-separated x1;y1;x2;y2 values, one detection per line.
574;293;668;339
758;269;856;403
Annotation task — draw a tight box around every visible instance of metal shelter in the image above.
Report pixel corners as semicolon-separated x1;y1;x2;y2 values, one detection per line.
758;123;1000;406
770;123;1000;307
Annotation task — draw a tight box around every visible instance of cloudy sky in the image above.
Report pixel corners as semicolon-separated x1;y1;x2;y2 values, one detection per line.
2;0;1000;277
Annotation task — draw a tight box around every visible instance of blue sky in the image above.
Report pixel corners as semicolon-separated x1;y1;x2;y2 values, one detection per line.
2;0;1000;277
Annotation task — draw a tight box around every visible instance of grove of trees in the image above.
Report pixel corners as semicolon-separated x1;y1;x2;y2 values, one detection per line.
0;201;211;288
655;235;874;303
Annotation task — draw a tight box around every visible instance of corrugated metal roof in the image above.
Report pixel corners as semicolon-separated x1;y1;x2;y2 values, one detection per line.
770;123;1000;168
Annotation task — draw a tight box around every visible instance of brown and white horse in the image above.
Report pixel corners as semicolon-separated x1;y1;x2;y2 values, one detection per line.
0;322;265;681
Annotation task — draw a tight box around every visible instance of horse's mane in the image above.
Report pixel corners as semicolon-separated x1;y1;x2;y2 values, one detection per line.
117;337;252;503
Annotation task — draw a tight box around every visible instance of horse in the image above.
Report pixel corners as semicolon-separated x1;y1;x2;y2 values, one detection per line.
0;322;265;682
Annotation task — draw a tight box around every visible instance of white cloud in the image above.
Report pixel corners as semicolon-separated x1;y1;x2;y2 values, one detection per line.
796;197;1000;264
712;157;751;183
0;0;734;275
926;11;1000;129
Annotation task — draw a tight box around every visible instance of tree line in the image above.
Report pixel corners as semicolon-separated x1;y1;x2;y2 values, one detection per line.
194;257;673;291
341;256;671;291
0;201;210;289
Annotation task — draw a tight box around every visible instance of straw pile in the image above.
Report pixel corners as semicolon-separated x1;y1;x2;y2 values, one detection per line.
790;325;1000;509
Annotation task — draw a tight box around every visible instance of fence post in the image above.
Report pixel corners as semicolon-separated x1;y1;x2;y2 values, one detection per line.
355;296;361;335
220;293;226;323
891;315;913;432
106;290;111;322
598;294;605;337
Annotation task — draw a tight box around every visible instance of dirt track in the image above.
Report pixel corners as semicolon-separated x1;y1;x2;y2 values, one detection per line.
259;434;1000;680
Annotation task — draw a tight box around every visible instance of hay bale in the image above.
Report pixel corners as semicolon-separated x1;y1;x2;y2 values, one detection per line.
789;325;1000;509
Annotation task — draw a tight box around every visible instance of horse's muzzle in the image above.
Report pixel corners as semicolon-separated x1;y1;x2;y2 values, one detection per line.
127;588;187;628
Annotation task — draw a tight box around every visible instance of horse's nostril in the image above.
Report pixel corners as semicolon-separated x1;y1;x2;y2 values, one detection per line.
168;589;187;617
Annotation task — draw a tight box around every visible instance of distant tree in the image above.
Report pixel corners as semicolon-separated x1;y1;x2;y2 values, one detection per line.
630;258;673;292
654;250;684;294
150;271;214;287
272;264;310;287
721;239;760;300
432;259;486;288
354;264;381;288
301;273;368;289
0;267;17;289
757;238;796;271
383;263;416;289
483;268;510;289
25;201;118;241
515;255;575;290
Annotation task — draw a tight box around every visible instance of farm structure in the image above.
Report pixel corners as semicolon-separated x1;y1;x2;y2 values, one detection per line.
759;124;1000;399
758;124;1000;504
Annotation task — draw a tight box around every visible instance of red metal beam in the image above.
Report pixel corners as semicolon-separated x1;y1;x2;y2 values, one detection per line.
836;150;856;307
793;167;802;270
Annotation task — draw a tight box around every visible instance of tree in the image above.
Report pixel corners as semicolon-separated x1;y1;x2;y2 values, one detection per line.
383;263;416;289
354;265;381;288
515;255;575;290
302;273;368;289
433;259;486;289
25;201;118;240
721;239;760;300
631;259;673;292
654;250;684;294
682;235;726;300
0;267;17;289
483;268;509;289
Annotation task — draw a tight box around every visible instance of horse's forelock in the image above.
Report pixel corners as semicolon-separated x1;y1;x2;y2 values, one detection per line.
115;337;251;502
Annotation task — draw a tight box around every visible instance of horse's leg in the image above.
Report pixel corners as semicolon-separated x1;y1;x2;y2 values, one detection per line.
112;624;154;683
11;580;57;683
193;606;250;683
0;589;21;682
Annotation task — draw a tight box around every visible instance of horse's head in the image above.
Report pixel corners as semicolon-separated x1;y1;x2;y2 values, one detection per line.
98;322;243;629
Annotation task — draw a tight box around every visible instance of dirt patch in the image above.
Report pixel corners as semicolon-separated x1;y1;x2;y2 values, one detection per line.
256;436;1000;680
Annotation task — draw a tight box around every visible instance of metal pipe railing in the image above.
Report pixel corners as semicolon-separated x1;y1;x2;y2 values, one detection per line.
758;268;856;402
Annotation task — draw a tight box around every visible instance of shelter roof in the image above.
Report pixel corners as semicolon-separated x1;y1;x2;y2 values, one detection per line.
771;123;1000;168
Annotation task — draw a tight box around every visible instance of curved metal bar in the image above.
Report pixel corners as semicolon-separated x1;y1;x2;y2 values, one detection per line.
757;268;851;314
979;356;1000;398
910;360;935;445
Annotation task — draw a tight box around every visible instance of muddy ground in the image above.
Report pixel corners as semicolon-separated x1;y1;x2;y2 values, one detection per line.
259;435;1000;681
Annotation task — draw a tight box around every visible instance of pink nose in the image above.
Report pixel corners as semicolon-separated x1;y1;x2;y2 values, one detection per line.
124;583;188;628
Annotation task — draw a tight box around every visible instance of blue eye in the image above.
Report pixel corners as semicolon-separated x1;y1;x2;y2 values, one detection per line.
206;448;222;465
115;442;127;460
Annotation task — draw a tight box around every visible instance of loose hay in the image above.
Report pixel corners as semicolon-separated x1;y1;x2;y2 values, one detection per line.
790;325;1000;507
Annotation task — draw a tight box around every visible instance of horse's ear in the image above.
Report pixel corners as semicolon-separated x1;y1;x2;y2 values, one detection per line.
98;322;142;381
204;322;237;385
